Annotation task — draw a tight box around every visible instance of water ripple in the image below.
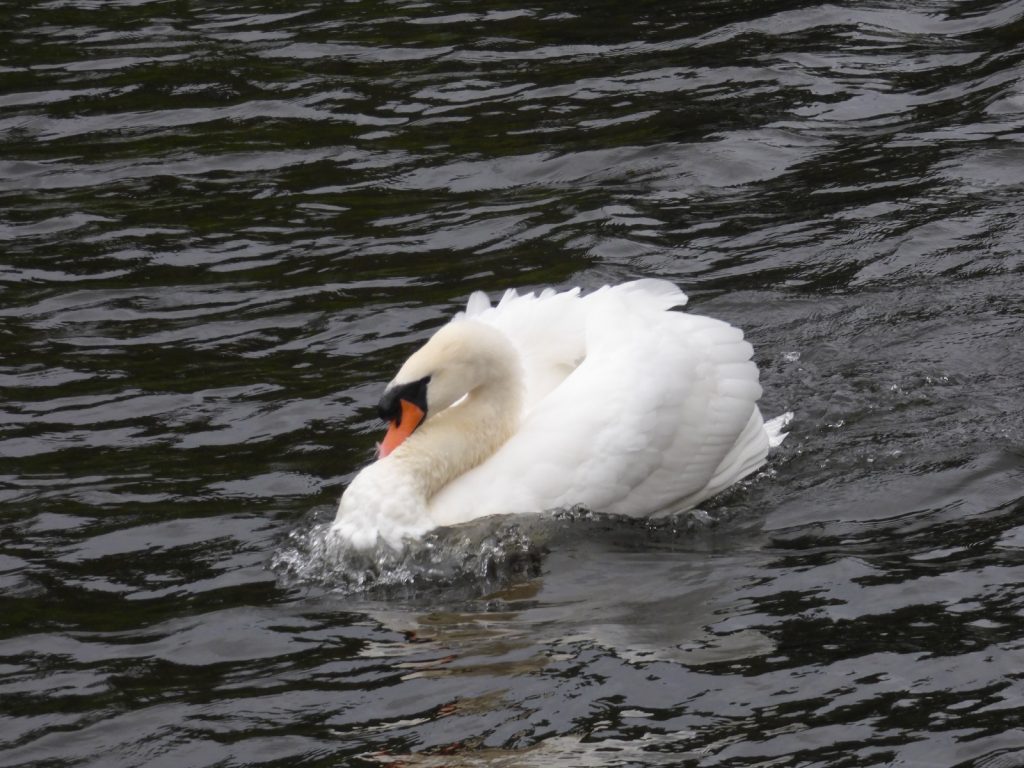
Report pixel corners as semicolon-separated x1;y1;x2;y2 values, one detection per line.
3;0;1024;765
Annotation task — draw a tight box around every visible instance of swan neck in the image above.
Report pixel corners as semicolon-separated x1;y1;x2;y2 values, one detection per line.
396;372;522;501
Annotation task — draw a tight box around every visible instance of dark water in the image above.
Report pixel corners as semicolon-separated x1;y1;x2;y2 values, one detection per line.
3;0;1024;764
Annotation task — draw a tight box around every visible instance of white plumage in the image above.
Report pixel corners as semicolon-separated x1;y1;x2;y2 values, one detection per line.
332;279;789;549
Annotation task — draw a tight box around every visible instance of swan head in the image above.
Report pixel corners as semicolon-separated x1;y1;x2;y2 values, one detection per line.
375;320;518;459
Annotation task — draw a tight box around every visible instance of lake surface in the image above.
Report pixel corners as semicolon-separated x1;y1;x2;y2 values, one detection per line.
2;0;1024;765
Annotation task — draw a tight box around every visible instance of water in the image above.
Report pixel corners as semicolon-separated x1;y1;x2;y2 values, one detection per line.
2;0;1024;764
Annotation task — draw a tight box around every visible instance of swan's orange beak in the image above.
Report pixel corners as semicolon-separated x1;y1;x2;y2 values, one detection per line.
379;399;425;459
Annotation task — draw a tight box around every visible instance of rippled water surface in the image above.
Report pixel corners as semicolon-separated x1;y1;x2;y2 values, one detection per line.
3;0;1024;765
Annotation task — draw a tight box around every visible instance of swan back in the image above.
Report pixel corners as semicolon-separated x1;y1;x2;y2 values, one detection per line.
428;280;766;527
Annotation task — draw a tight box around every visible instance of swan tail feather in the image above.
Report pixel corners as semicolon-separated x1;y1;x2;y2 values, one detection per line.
765;411;794;448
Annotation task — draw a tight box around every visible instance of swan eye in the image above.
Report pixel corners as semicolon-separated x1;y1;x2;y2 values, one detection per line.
378;375;430;425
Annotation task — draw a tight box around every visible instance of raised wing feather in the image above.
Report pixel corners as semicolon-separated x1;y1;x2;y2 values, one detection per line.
461;285;585;408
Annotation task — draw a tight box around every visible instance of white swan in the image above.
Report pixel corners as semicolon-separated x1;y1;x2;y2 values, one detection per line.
331;279;789;549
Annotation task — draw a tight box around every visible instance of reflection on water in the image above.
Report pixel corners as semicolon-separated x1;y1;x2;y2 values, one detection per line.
271;505;759;597
2;0;1024;765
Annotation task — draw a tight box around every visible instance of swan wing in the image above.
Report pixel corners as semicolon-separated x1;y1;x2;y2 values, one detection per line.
429;281;766;527
459;278;687;409
458;285;585;408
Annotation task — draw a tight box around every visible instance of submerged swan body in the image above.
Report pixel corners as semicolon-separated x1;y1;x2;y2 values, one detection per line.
332;280;788;549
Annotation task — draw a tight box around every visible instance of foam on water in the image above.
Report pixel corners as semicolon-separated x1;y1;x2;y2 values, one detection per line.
271;514;546;595
270;503;749;596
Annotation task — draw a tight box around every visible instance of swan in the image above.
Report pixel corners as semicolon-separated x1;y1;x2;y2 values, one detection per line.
331;279;789;549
